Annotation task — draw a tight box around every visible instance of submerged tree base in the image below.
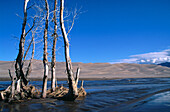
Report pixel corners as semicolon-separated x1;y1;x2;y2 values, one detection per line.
47;85;86;101
0;85;40;103
0;84;86;103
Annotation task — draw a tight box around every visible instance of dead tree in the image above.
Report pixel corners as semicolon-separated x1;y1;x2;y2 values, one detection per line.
15;0;30;86
60;0;80;101
25;32;35;78
51;0;58;92
9;0;36;101
41;0;49;98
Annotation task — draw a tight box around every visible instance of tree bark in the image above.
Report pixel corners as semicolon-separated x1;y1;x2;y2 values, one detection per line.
42;0;49;98
25;35;35;77
75;67;80;86
0;92;4;100
15;0;29;86
60;0;78;100
51;0;58;92
11;77;16;100
16;79;21;92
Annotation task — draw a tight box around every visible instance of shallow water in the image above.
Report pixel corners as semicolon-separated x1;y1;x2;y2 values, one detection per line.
129;91;170;112
0;78;170;112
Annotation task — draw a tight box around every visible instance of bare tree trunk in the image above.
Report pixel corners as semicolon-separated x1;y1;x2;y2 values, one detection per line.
81;80;84;88
75;67;80;86
42;0;49;98
25;35;35;77
15;0;29;86
51;0;58;92
11;77;16;100
16;79;21;92
0;92;4;100
60;0;78;100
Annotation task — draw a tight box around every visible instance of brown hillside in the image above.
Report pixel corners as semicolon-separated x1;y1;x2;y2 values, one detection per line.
0;60;170;80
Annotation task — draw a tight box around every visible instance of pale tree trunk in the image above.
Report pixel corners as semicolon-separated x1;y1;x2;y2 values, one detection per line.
75;67;80;86
42;0;49;98
15;0;29;86
51;0;58;92
60;0;79;100
16;79;21;93
11;76;16;100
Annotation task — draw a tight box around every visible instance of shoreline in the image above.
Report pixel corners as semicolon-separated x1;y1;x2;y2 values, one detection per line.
0;76;170;81
100;88;170;112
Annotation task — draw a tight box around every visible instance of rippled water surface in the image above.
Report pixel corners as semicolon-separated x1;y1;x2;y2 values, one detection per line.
0;78;170;112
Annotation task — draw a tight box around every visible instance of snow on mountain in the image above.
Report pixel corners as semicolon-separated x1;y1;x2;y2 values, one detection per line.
137;57;170;64
111;49;170;64
158;62;170;67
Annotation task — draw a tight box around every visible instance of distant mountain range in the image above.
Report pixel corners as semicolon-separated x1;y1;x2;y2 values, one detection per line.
158;62;170;67
137;57;170;65
0;60;170;80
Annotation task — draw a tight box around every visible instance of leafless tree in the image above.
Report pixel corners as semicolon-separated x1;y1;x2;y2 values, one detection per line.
41;0;49;98
14;0;37;94
51;0;58;92
3;0;39;102
15;0;30;87
60;0;80;101
2;0;84;102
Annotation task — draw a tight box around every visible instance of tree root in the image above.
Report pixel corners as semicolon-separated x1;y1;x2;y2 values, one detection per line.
0;85;40;103
0;85;86;103
47;85;86;101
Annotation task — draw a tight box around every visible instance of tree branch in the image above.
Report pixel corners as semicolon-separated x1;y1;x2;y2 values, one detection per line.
66;12;77;35
27;3;35;11
8;69;12;80
25;17;36;37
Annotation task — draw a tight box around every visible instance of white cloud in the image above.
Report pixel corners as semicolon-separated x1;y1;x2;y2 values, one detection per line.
112;58;138;64
111;49;170;64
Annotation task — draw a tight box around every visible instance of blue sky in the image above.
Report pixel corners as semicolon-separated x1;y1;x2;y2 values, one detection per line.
0;0;170;63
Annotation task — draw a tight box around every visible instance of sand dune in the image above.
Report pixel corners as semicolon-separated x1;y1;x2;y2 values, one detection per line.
0;60;170;80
